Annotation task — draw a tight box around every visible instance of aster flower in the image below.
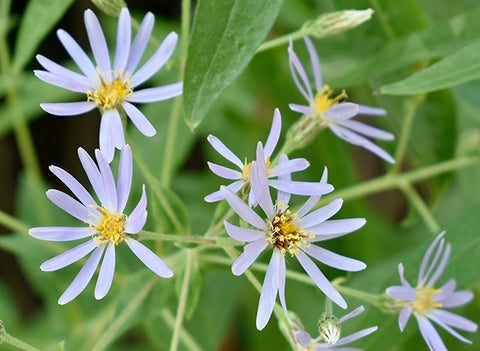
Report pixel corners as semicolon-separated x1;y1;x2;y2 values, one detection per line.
35;8;182;162
220;147;366;330
296;306;378;350
386;231;478;351
29;145;173;304
288;37;395;163
206;108;332;205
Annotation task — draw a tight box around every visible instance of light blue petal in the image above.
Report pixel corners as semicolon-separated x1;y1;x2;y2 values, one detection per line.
127;82;183;103
84;9;111;79
224;221;265;242
256;250;280;330
125;186;147;234
30;226;92;242
40;101;96;116
263;108;281;158
122;101;156;137
220;185;266;230
46;189;92;223
116;145;132;213
114;8;131;72
125;12;154;73
49;165;96;207
40;239;96;271
126;238;173;277
94;242;116;299
305;245;366;272
57;29;97;79
232;239;268;275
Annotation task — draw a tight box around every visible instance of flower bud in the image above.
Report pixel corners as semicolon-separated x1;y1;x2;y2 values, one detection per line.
318;312;341;344
91;0;126;17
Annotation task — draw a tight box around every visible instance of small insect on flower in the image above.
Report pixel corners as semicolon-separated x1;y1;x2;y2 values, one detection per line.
35;8;182;162
386;231;478;351
296;306;377;350
29;145;173;304
221;149;366;330
288;37;395;163
205;108;333;206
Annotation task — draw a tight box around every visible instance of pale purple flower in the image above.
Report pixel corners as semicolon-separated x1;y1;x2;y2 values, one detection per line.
288;37;395;163
206;108;333;205
221;152;366;330
386;231;478;351
35;8;182;162
296;306;377;350
29;145;173;304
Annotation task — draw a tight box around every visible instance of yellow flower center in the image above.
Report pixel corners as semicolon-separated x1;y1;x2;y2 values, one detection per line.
93;206;127;245
267;202;314;256
87;71;132;110
410;287;443;315
242;158;271;183
312;85;347;116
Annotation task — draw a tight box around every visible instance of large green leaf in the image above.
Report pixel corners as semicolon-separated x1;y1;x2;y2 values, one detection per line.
334;9;480;87
378;40;480;95
183;0;284;130
12;0;75;71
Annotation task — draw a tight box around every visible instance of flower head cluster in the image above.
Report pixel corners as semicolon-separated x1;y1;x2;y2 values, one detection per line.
386;232;478;350
288;37;395;163
29;146;173;304
296;306;377;350
220;146;366;330
206;109;334;205
35;8;182;161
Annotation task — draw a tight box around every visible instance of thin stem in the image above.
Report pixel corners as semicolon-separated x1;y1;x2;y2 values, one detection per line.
317;155;480;206
161;309;204;351
161;0;191;186
126;134;187;234
334;284;381;307
0;210;29;233
367;0;395;41
1;320;40;351
399;182;440;234
170;251;193;351
391;94;425;173
256;29;305;53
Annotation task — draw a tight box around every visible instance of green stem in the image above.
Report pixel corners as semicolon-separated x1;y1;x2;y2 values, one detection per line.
0;210;29;233
256;29;305;53
170;251;193;351
126;134;187;234
334;284;381;307
399;182;440;234
161;309;204;351
368;0;395;41
161;0;191;186
317;155;480;206
137;230;238;247
391;94;425;173
1;320;40;351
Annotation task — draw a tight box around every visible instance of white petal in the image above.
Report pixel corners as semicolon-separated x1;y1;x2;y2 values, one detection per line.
270;158;309;177
78;147;107;206
358;104;387;116
440;291;474;308
99;111;115;163
224;221;265;242
46;189;91;223
127;82;183;103
114;8;131;72
429;309;478;333
40;239;96;271
207;135;244;169
304;37;322;90
207;162;242;180
269;179;334;196
204;180;244;203
29;226;93;242
116;145;132;213
301;198;343;228
36;55;92;89
94;149;117;211
256;250;281;330
288;40;313;101
338;306;365;324
398;263;412;288
275;154;292;205
34;70;89;93
40;101;96;116
429;317;474;344
251;143;274;218
340;119;394;140
418;231;445;285
426;244;451;287
289;103;313;115
232;239;268;276
220;185;266;230
296;251;347;308
305;245;366;272
263;108;281;158
310;219;366;239
398;306;412;331
125;12;155;73
57;29;97;79
296;167;328;218
84;9;111;77
295;330;312;348
49;165;96;207
58;246;105;305
276;249;289;322
335;326;378;346
386;286;416;301
95;242;116;299
126;238;173;278
416;315;447;351
324;103;359;121
122;101;156;137
130;32;178;88
330;124;368;146
125;186;147;234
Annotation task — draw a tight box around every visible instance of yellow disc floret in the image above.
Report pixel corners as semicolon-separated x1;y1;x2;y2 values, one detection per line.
92;206;127;245
312;85;347;116
410;287;443;315
267;202;314;256
87;71;132;110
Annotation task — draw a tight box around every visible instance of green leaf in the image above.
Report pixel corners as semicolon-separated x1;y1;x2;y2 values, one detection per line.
184;0;284;130
12;0;75;71
334;9;480;87
378;40;480;95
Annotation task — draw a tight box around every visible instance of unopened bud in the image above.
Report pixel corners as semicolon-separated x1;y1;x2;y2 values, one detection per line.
302;9;374;39
91;0;126;17
318;312;341;344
